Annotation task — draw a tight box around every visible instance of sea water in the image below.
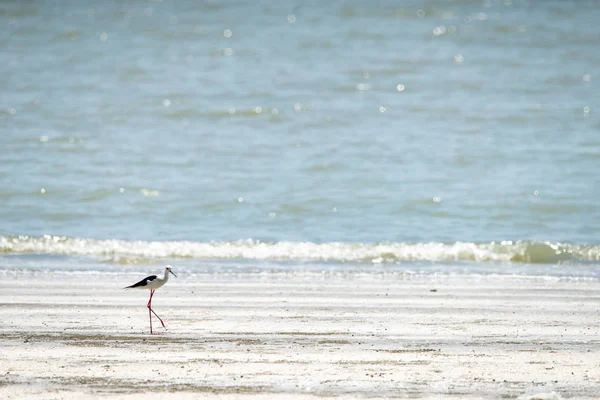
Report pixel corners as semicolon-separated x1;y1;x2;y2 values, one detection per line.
1;1;599;278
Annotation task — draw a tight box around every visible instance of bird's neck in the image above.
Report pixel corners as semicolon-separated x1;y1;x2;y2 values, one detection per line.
163;269;170;282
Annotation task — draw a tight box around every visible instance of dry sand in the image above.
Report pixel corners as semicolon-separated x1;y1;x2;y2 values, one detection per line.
1;271;599;399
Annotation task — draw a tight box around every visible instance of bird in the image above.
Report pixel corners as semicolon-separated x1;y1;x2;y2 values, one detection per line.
124;265;177;334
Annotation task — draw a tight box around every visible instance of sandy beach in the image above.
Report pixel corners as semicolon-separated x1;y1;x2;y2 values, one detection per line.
1;271;599;399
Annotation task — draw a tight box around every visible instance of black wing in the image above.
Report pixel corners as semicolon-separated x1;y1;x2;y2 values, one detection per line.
124;275;157;289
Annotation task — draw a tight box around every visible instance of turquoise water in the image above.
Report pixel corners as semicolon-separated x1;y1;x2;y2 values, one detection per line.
1;1;599;275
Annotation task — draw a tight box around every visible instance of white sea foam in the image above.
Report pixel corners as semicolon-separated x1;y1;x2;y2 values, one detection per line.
1;235;598;265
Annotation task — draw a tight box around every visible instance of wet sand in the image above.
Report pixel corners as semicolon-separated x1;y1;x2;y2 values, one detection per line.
1;272;599;399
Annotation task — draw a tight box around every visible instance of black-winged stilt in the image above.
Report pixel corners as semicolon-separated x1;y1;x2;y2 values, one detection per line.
124;265;177;334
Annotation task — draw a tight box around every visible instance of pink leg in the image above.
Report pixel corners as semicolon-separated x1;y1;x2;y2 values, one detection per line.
147;289;166;332
147;290;154;334
147;289;155;308
150;308;166;329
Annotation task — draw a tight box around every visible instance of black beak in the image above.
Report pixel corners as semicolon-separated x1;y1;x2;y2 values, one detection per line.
169;270;177;278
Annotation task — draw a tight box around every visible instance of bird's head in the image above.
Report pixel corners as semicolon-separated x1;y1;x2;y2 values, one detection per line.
165;265;177;278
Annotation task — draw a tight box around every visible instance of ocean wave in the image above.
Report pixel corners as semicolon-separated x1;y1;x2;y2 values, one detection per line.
1;235;599;265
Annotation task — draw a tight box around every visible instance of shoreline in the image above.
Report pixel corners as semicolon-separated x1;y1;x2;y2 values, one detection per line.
1;272;599;399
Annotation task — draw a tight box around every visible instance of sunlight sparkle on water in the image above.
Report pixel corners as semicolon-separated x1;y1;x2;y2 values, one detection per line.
433;26;447;36
293;103;316;112
141;189;160;197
